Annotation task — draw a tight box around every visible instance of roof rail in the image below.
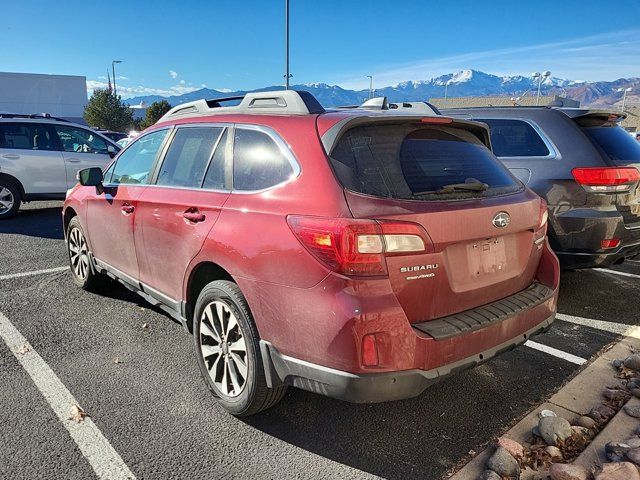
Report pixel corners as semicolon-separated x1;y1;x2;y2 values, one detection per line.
0;112;70;122
159;89;325;121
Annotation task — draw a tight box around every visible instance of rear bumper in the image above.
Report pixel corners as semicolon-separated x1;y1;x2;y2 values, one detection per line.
261;313;555;403
555;238;640;269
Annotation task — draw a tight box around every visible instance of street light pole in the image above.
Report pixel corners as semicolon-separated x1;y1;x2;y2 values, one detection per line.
112;60;122;97
532;71;551;106
366;75;373;99
444;80;451;106
285;0;290;89
618;87;632;112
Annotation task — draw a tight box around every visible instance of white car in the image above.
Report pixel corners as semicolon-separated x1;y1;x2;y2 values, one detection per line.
0;114;120;218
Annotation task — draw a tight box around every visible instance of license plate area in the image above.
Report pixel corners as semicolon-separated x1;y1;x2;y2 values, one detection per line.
468;237;507;278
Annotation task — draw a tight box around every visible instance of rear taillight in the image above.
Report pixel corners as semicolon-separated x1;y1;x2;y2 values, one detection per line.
287;216;430;276
601;238;621;249
572;167;640;193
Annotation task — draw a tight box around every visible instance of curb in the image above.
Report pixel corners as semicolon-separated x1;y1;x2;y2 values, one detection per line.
451;325;640;479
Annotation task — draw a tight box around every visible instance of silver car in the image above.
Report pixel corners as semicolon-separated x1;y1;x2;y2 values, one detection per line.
0;114;119;218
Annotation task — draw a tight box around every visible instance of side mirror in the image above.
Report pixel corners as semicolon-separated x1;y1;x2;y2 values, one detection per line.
107;144;117;158
77;167;104;187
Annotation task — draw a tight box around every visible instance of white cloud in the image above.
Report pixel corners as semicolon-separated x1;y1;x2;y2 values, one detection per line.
86;79;202;99
179;79;186;85
169;70;178;79
116;76;128;80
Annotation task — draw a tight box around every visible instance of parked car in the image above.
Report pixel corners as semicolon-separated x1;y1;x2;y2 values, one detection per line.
95;129;128;142
63;90;559;416
443;107;640;269
0;114;120;218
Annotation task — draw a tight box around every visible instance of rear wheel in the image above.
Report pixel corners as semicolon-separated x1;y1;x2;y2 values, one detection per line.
193;280;287;416
0;180;21;219
66;217;103;290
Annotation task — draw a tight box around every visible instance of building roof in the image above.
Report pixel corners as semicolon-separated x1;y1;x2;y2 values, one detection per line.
429;95;580;109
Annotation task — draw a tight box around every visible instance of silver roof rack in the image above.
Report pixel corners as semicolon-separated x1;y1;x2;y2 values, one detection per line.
159;89;325;122
344;96;441;116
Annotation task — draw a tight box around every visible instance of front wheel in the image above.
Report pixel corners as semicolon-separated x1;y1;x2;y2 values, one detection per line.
193;280;287;416
66;217;104;290
0;180;21;219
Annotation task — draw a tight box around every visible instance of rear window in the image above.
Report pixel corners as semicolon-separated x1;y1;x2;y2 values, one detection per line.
580;125;640;166
478;119;550;157
330;125;521;201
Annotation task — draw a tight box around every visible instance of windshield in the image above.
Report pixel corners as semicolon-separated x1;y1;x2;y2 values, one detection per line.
580;124;640;166
329;124;521;201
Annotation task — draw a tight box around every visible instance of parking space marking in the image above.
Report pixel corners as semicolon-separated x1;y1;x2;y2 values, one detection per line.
557;313;633;335
595;268;640;280
0;266;69;281
524;340;587;365
0;311;135;480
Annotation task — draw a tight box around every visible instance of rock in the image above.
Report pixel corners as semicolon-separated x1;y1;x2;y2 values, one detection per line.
627;448;640;466
572;426;591;437
545;445;563;462
497;437;525;460
624;438;640;449
625;405;640;418
613;359;623;368
603;388;631;402
628;378;640;389
486;446;520;478
606;442;633;462
631;388;640;399
539;416;573;446
480;470;503;480
549;463;590;480
539;409;558;419
595;462;640;480
577;416;597;429
589;404;617;425
532;425;542;437
624;354;640;371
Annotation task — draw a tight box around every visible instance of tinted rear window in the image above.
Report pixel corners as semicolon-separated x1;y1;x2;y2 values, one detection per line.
580;125;640;166
478;119;550;157
330;125;520;200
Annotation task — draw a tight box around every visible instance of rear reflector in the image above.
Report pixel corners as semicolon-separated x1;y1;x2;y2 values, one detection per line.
421;116;453;124
361;334;379;367
572;167;640;193
601;238;621;249
287;216;430;276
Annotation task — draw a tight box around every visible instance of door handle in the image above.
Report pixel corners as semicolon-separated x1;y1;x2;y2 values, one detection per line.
182;210;206;223
67;158;81;163
121;204;135;215
1;154;19;160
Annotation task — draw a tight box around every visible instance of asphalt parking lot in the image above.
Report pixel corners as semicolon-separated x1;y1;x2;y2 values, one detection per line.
1;202;639;480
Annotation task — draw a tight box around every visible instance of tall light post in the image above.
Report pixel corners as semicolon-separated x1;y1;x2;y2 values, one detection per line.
532;71;551;106
284;0;290;89
618;87;632;112
365;75;373;99
444;79;452;106
112;60;123;96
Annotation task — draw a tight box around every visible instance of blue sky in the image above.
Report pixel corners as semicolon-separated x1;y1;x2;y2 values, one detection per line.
1;0;639;98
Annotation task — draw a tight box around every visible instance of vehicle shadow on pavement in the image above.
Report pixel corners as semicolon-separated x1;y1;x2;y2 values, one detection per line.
0;207;64;240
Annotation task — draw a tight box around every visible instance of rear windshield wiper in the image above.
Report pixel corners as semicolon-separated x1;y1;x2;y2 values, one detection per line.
412;181;489;196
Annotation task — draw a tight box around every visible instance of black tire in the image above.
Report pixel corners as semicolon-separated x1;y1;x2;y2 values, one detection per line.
0;179;21;219
193;280;287;416
66;217;104;291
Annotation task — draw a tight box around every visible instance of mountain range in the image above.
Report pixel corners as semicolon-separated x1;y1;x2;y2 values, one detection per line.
124;69;640;109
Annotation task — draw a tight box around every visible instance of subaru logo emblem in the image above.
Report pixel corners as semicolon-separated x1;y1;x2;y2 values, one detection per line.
492;212;510;228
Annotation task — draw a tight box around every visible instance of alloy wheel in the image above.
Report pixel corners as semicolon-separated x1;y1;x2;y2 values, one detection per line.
68;227;90;280
0;187;14;214
199;300;248;398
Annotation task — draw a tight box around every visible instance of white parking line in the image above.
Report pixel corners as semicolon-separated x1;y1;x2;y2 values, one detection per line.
595;268;640;280
524;340;587;365
0;266;69;281
557;313;633;335
0;311;135;480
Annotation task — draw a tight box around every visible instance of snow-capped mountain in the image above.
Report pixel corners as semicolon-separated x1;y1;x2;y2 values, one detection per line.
123;70;637;108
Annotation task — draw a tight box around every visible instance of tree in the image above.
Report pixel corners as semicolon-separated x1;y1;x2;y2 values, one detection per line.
83;89;134;132
139;100;172;129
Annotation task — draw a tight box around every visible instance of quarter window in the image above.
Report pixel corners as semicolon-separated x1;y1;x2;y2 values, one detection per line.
479;119;550;157
233;128;295;191
54;126;109;154
110;129;169;185
156;127;224;188
203;129;228;190
0;123;58;151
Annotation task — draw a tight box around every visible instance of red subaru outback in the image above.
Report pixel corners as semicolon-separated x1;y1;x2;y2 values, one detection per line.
63;90;559;415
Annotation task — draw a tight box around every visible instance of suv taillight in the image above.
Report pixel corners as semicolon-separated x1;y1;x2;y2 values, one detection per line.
572;167;640;193
287;216;430;276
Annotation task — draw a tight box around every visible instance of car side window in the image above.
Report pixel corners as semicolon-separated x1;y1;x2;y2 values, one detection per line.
110;129;169;185
0;122;58;151
479;119;551;157
156;126;224;188
233;128;295;191
202;129;228;190
54;126;109;154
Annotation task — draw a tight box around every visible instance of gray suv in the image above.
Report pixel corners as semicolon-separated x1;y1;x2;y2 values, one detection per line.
443;107;640;269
